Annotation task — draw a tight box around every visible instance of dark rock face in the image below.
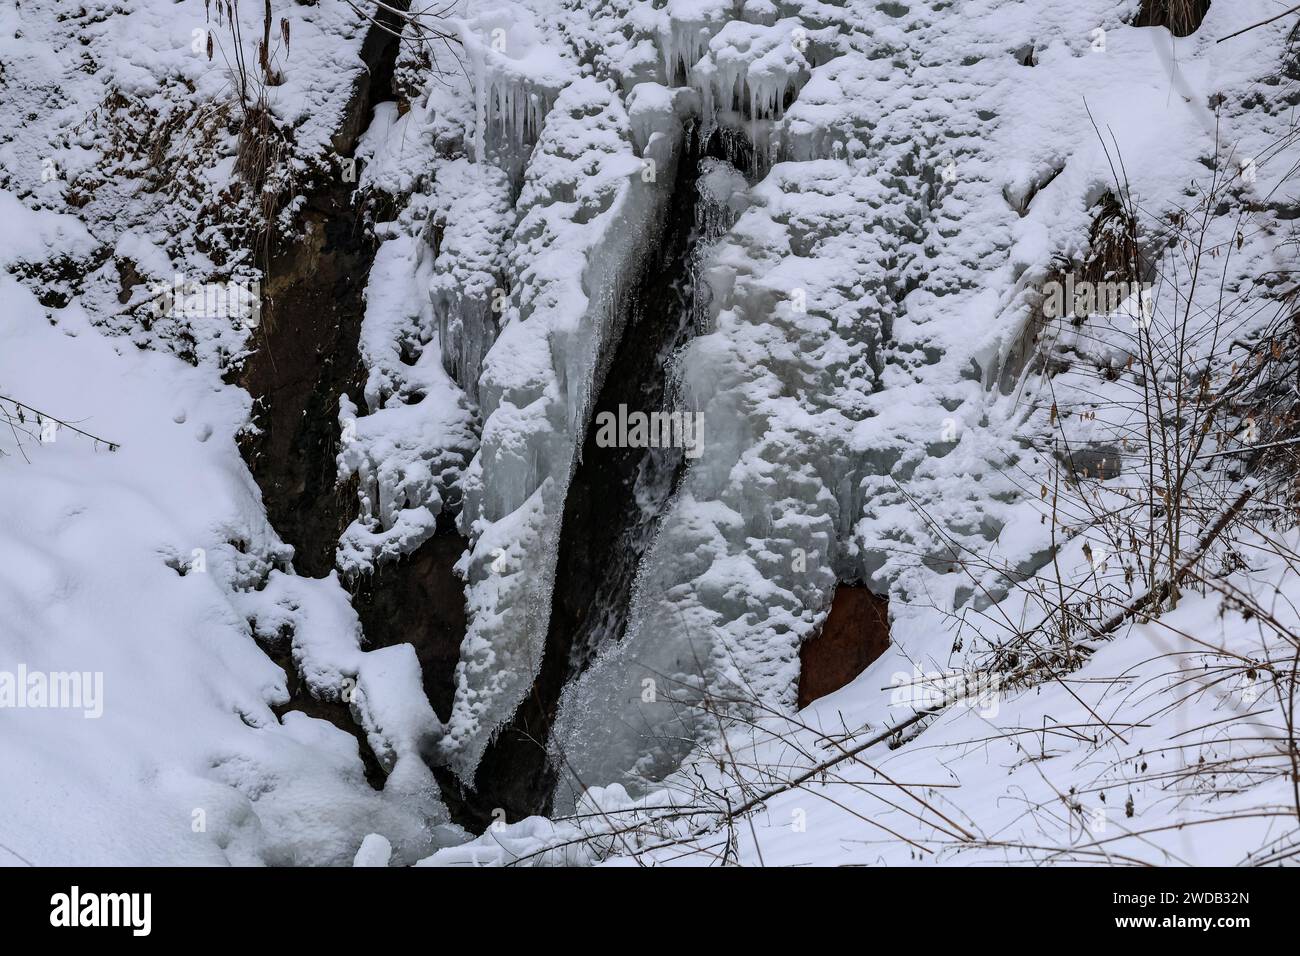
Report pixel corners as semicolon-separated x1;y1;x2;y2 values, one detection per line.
235;3;474;815
232;18;396;792
235;3;407;578
797;585;890;710
237;190;371;578
1134;0;1212;37
350;520;467;724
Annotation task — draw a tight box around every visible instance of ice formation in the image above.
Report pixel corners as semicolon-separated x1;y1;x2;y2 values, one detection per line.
244;571;448;814
0;0;472;863
542;0;1296;803
347;0;1300;810
441;75;684;780
335;234;479;575
455;4;572;189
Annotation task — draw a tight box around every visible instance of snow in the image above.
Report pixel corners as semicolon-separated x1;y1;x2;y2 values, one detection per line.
426;159;517;403
656;0;736;87
352;832;392;867
0;1;464;864
0;191;98;266
424;519;1300;865
0;0;381;366
335;234;478;576
540;0;1300;811
0;269;453;864
5;0;1300;867
454;3;574;187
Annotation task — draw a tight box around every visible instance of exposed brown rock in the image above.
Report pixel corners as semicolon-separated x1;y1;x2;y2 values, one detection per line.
797;584;890;709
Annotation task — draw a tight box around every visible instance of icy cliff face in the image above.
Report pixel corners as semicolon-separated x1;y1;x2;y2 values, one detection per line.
335;232;479;574
443;74;685;779
405;0;1296;802
415;0;1300;854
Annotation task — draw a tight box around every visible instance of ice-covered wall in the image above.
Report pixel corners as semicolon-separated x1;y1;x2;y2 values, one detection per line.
546;0;1295;800
4;0;1296;862
441;73;687;780
335;230;480;574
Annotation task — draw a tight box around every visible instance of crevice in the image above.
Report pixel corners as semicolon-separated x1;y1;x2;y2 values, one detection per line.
259;633;387;791
235;4;407;578
236;190;370;578
350;513;467;725
705;122;758;182
462;126;716;824
234;4;470;806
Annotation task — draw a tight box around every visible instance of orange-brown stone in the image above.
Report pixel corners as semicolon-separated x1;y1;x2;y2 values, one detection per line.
797;585;890;709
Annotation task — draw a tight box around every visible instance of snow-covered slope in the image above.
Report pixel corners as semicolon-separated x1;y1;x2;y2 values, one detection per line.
0;262;457;864
429;523;1300;866
0;0;458;865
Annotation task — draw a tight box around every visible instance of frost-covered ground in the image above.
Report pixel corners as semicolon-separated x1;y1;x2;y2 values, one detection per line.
0;0;454;866
3;0;1300;866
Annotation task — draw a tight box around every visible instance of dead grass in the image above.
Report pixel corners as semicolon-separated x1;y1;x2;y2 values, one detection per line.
1135;0;1213;38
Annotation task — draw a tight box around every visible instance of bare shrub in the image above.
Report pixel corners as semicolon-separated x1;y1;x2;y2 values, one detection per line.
207;0;294;256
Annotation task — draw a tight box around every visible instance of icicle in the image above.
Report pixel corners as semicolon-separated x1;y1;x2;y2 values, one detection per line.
473;46;487;164
695;57;717;146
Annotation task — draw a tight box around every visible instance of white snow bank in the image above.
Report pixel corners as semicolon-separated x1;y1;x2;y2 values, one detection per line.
0;259;454;866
